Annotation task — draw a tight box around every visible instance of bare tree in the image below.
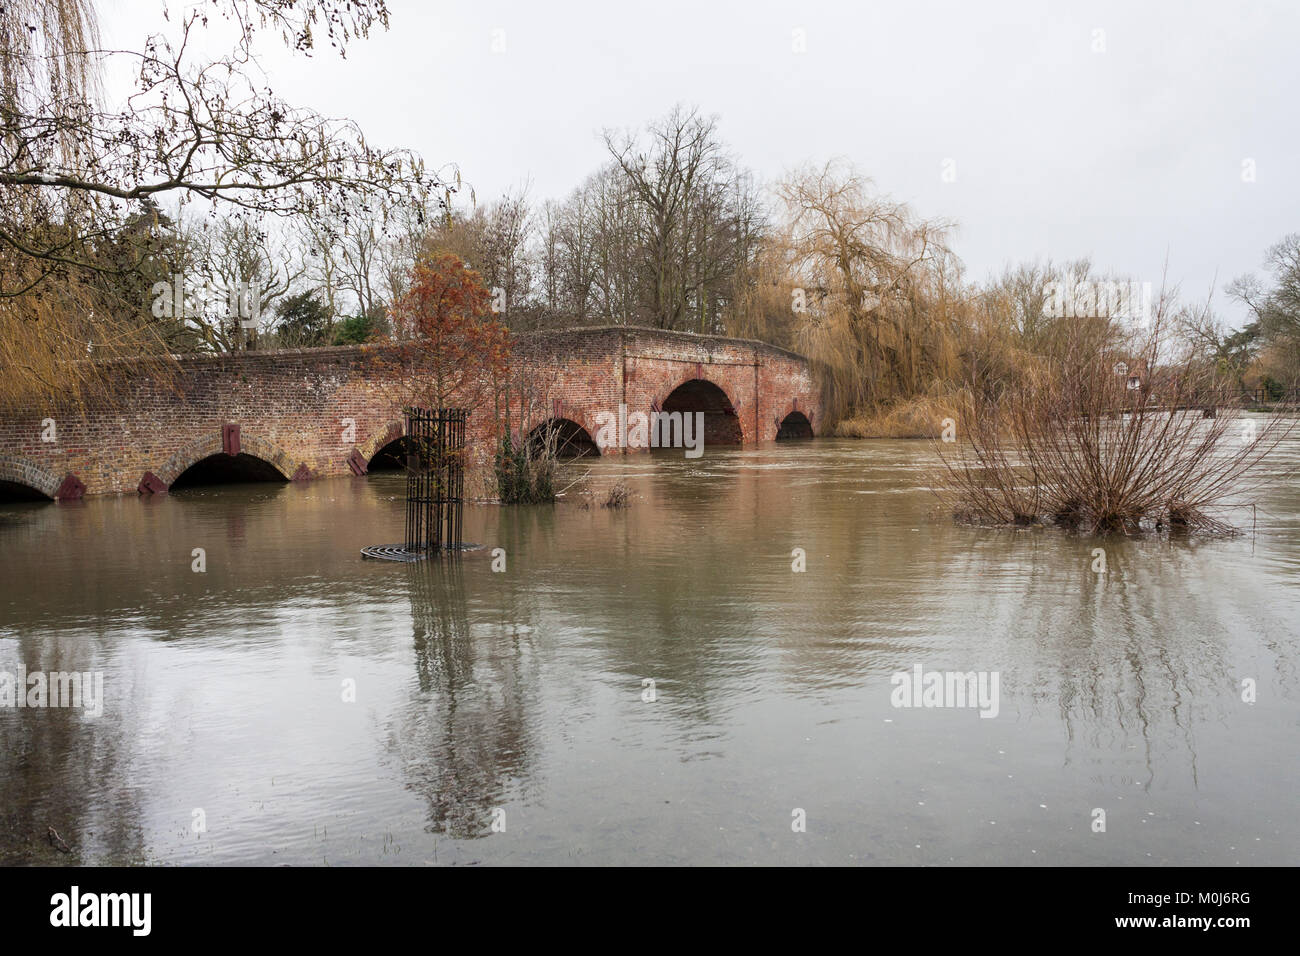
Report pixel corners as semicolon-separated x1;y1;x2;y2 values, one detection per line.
586;166;642;324
176;212;304;351
477;187;535;330
1229;235;1300;358
296;214;344;334
602;105;763;331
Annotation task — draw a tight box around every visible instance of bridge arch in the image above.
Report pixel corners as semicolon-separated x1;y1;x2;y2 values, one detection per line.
356;419;409;471
158;431;300;489
0;456;62;501
776;407;814;440
527;418;600;459
656;375;746;446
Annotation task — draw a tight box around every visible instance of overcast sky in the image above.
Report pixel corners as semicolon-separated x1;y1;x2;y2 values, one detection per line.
103;0;1298;325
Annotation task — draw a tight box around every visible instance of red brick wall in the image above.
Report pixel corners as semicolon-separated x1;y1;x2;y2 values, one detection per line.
0;327;820;498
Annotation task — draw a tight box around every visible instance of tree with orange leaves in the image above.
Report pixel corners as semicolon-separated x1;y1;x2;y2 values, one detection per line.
382;252;511;414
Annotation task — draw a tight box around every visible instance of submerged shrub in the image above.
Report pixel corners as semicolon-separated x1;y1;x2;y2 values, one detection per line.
935;311;1297;536
493;433;557;504
601;482;630;509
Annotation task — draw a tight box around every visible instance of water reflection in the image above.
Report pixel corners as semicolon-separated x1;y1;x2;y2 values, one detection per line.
0;632;147;864
395;560;540;840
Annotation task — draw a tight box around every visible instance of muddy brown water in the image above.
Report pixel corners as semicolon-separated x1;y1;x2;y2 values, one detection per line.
1;436;1297;864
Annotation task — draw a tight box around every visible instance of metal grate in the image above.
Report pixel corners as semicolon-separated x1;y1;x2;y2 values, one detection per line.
404;407;467;554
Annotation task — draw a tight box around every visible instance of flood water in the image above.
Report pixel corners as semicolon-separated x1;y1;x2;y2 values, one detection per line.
1;436;1298;865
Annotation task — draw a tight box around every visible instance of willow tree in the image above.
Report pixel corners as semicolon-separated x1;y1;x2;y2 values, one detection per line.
776;160;958;422
0;0;438;411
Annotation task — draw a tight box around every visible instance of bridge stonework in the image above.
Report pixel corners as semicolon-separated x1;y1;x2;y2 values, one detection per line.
0;327;820;499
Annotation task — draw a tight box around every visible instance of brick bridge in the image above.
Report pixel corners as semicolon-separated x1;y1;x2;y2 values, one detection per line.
0;327;820;500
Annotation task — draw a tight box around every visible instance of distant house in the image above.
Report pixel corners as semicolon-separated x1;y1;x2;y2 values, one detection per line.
1114;357;1148;391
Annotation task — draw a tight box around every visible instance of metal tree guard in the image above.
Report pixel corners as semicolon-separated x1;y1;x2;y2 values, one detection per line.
405;407;467;553
362;407;469;561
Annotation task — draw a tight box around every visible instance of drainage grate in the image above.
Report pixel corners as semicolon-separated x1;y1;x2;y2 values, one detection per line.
360;544;426;562
361;543;482;561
